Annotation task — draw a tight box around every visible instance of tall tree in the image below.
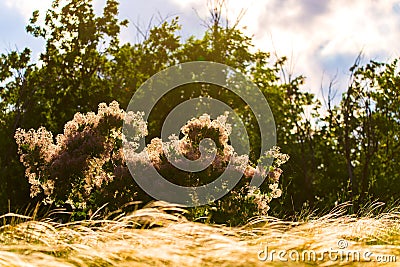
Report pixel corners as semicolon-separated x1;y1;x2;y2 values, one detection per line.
25;0;127;132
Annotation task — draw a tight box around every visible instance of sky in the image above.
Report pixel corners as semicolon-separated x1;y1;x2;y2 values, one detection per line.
1;0;400;107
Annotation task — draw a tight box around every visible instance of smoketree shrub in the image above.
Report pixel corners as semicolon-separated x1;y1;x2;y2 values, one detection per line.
15;101;289;224
15;101;150;218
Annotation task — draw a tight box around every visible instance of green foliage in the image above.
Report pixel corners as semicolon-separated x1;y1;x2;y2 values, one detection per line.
21;0;127;132
109;18;182;107
327;58;400;210
0;48;36;211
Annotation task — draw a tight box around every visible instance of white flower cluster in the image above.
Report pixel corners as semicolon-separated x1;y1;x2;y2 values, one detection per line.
265;146;290;167
15;101;148;206
16;104;289;217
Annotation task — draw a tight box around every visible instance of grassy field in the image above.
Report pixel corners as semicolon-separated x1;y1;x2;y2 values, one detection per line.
0;201;399;266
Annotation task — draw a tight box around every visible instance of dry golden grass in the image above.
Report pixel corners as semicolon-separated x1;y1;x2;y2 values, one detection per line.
0;201;399;267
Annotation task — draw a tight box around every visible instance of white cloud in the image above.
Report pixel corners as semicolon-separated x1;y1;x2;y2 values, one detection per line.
204;0;400;103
